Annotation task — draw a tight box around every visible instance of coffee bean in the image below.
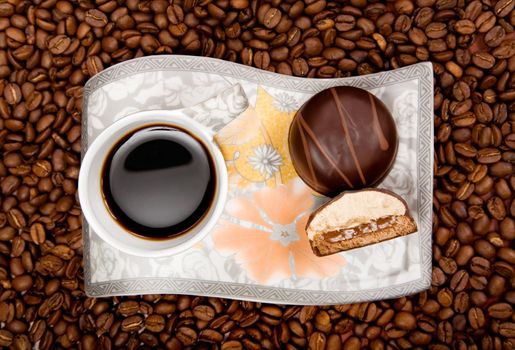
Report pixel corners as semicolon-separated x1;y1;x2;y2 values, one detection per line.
7;209;26;229
485;26;506;48
199;329;224;343
322;47;345;60
422;299;441;315
12;275;33;292
499;322;515;337
426;22;447;39
394;311;416;330
475;11;496;33
86;56;104;76
453;291;469;314
432;266;447;286
490;161;513;177
47;35;71;55
468;307;486;329
487;303;512;319
222;340;243;350
336;58;356;72
304;37;323;57
193;305;216;321
144;314;165;332
38;254;64;274
472;52;496;69
436;320;452;344
28;319;46;343
498;247;515;264
6;27;25;43
470;256;491;276
289;58;307;76
4;83;21;105
495;0;515;17
493;39;515;58
176;327;197;345
1;1;514;349
121;315;143;332
454;20;476;34
477;148;501;163
454;143;476;157
117;301;139;317
436;288;453;308
262;8;281;29
0;329;13;347
253;51;270;70
85;9;108;28
308;331;326;350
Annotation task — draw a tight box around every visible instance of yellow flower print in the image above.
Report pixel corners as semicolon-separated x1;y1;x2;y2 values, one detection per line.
215;88;298;188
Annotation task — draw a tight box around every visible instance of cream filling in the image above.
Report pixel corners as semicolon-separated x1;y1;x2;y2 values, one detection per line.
307;191;406;240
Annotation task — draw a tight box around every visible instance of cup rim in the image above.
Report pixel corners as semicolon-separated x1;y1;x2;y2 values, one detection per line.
78;109;228;257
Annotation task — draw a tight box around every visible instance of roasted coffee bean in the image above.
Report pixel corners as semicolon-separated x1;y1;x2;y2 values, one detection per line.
308;331;326;350
394;311;416;330
454;291;469;313
116;301;138;316
477;148;502;163
426;22;447;39
472;52;496;69
0;1;514;349
85;9;108;28
468;307;486;329
499;322;515;337
121;315;143;332
144;316;164;334
262;8;282;29
176;327;197;346
199;329;224;343
437;320;453;343
485;26;506;48
30;223;46;245
471;257;491;278
495;0;515;17
0;329;13;347
487;303;513;319
193;305;216;321
454;20;476;35
12;275;33;292
86;56;104;76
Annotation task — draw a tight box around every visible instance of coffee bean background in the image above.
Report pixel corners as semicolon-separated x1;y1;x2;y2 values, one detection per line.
0;0;514;349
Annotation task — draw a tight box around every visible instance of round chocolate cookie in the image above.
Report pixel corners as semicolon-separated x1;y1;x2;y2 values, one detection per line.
289;86;398;197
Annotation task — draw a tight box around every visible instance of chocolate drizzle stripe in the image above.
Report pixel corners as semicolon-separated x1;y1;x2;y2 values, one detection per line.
297;114;354;188
369;93;390;151
297;112;319;189
330;88;366;185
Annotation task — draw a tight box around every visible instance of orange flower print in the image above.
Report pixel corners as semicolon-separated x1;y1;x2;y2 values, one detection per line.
213;179;346;284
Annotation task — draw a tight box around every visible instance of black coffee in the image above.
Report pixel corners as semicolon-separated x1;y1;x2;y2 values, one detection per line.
101;125;216;239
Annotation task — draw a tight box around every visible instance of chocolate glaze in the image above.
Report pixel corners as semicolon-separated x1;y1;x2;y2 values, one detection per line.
289;86;398;197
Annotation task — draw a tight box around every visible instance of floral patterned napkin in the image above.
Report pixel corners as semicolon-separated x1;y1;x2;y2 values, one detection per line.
83;56;433;304
213;88;346;284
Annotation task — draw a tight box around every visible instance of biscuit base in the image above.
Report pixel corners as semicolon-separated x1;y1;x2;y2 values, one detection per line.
309;215;417;257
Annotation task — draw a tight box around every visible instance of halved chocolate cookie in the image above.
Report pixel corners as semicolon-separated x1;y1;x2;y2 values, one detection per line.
306;189;417;256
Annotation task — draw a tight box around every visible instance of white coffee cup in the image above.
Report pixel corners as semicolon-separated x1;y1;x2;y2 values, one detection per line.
79;86;247;257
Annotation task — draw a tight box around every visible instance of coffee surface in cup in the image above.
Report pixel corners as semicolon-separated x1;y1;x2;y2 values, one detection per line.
101;125;216;239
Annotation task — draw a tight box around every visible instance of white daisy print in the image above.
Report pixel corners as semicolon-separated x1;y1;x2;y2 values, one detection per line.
272;92;300;112
248;144;283;179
